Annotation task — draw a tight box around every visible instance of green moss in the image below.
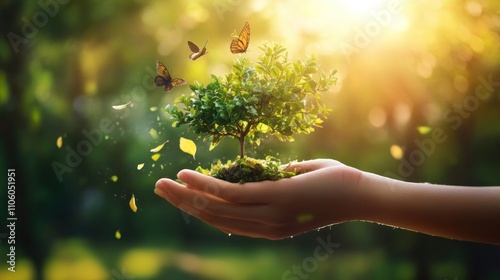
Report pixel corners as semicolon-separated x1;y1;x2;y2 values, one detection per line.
196;156;295;183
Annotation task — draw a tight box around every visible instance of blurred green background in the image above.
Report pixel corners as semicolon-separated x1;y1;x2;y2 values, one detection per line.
1;0;500;279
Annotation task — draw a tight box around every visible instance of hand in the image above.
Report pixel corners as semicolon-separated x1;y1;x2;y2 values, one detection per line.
155;159;364;239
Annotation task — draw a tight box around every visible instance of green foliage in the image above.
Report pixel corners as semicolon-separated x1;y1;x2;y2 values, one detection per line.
166;42;337;158
196;156;295;183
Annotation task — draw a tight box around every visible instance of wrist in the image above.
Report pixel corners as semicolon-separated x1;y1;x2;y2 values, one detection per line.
353;171;403;223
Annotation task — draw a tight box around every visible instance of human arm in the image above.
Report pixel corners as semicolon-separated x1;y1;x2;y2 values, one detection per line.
154;159;500;244
361;169;500;245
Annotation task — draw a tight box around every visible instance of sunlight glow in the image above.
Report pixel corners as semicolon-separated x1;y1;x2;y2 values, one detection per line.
368;107;388;128
259;0;409;58
339;0;388;17
394;103;411;127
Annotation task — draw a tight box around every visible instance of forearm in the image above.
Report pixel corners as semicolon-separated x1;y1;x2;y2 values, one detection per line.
358;172;500;245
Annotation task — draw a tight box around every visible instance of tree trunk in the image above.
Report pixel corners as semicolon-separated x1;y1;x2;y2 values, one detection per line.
239;136;245;158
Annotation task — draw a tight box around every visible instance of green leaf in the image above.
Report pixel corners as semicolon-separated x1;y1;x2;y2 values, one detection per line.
164;41;337;158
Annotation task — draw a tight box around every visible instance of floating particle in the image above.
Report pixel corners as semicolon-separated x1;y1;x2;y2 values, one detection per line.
137;163;145;170
149;128;159;140
112;101;132;110
151;153;161;161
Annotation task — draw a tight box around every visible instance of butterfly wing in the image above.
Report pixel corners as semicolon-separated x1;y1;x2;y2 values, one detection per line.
154;75;168;87
161;78;186;92
200;40;208;53
187;41;200;53
230;22;250;54
155;61;172;91
170;78;187;88
155;61;185;92
156;61;172;81
188;40;208;60
163;81;174;92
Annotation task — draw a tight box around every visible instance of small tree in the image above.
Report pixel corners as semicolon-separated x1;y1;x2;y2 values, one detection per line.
167;42;337;160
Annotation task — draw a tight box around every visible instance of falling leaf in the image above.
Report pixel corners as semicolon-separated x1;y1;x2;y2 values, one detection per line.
149;128;159;140
390;144;404;160
111;175;118;182
150;106;158;112
150;141;168;153
151;153;161;161
115;230;121;239
129;194;137;212
112;101;132;110
137;163;145;170
56;136;63;148
417;126;432;134
180;137;196;159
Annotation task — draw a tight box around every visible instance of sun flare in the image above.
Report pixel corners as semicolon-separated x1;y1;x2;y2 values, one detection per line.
339;0;389;17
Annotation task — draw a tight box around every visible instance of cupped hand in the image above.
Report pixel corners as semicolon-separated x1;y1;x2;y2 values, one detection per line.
155;159;364;239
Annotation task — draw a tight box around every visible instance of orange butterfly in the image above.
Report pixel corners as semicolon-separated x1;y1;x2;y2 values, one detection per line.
154;61;186;92
230;22;250;54
188;40;208;60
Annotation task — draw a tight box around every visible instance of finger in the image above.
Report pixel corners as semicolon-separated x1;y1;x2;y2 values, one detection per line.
156;179;313;239
176;169;280;204
212;210;315;239
155;178;276;223
155;178;233;214
284;159;343;173
154;181;272;237
190;210;297;240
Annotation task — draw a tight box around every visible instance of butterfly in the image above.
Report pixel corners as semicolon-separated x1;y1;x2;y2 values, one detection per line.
230;22;250;54
188;40;208;60
154;61;186;92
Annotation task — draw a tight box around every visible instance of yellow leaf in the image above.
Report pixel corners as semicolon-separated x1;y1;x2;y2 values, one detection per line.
150;141;168;153
110;175;118;182
180;137;196;159
137;163;145;170
149;128;158;140
115;230;121;239
129;194;137;212
151;153;161;161
417;126;432;134
56;136;63;148
256;122;271;133
112;101;131;110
